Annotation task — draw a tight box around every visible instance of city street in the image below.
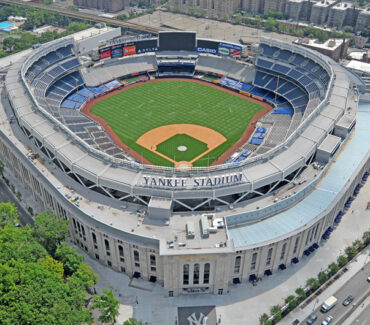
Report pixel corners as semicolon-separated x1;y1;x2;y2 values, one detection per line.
300;262;370;325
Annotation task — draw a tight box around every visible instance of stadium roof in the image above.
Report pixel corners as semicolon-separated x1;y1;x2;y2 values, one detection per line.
227;102;370;248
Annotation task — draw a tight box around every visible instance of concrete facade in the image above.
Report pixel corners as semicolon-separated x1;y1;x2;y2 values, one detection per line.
73;0;130;12
263;0;287;14
168;0;240;18
285;0;313;21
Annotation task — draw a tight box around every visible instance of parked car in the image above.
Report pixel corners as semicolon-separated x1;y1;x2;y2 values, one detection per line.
343;295;354;306
321;315;333;325
306;314;318;324
367;276;370;282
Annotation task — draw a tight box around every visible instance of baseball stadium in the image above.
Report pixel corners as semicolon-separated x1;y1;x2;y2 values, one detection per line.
1;29;369;297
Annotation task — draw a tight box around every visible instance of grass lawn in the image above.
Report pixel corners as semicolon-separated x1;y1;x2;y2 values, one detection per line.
156;134;208;162
90;80;264;167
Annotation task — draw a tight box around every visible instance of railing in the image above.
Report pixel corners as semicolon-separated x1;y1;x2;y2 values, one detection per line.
18;36;336;176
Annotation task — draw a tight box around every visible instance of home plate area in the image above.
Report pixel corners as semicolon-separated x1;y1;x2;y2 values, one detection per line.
177;306;217;325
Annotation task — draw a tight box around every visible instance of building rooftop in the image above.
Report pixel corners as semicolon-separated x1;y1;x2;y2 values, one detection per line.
346;60;370;74
295;38;346;51
317;134;341;154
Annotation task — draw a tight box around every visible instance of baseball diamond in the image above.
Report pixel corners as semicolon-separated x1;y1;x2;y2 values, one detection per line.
85;79;266;167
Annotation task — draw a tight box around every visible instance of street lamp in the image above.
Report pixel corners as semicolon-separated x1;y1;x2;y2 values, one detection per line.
312;298;319;311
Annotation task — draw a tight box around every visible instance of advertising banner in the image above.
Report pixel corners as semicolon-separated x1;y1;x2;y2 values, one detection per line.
111;44;123;58
218;42;242;59
218;46;230;56
196;47;218;54
123;44;136;56
99;47;111;60
196;39;219;55
135;39;158;53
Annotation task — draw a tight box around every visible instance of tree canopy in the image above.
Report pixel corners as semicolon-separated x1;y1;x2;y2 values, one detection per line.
0;203;100;324
33;210;69;256
91;286;120;324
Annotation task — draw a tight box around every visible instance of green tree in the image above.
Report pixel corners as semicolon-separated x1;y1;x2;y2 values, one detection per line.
306;277;320;291
117;13;128;21
38;255;64;280
270;305;282;322
0;202;19;227
362;231;370;246
318;271;328;285
123;318;144;325
0;212;95;324
343;25;354;33
188;8;195;16
337;255;348;267
295;287;306;302
55;242;84;276
74;263;98;291
285;295;298;310
345;246;357;260
91;286;120;324
43;0;53;5
259;313;272;325
33;211;69;256
328;262;339;276
265;17;277;31
234;13;242;25
352;239;363;250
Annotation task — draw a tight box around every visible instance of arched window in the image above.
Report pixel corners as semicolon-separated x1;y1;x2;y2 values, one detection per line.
92;232;97;244
104;239;110;251
134;250;139;262
183;264;189;285
150;255;156;266
234;256;241;273
293;237;300;254
81;225;85;236
280;243;287;260
118;245;124;257
266;248;273;266
250;252;258;270
193;263;200;284
203;263;210;284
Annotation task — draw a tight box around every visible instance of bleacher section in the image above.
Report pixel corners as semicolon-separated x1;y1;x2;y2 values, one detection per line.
81;54;157;87
25;44;73;83
196;55;255;83
24;44;128;161
60;79;123;110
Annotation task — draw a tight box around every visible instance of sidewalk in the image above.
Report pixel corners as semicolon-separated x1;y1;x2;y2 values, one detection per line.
281;250;370;325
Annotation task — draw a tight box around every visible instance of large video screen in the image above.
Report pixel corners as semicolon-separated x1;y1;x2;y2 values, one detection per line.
196;39;219;54
159;32;196;51
135;39;158;54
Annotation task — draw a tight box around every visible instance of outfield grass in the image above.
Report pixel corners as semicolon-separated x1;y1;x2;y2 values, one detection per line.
90;80;264;167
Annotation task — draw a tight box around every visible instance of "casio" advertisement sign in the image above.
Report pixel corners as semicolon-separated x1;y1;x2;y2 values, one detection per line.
196;47;218;54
